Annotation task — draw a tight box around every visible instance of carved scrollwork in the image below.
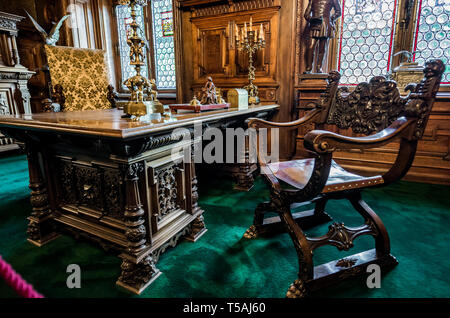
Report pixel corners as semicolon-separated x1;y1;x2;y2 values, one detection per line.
125;224;146;242
403;59;445;139
0;94;9;115
103;168;124;220
125;162;144;180
328;76;405;134
76;166;103;210
156;166;180;220
323;59;444;137
317;71;341;111
336;257;357;268
307;220;377;252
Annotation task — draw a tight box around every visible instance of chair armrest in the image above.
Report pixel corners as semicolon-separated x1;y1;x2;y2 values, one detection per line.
247;108;321;130
304;117;415;153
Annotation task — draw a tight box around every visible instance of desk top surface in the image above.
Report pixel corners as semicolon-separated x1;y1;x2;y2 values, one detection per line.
0;105;279;139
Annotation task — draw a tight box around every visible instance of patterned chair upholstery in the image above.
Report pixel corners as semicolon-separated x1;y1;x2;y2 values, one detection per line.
44;45;114;112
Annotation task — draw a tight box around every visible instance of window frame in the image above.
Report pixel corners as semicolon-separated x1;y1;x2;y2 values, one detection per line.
110;1;177;96
328;0;449;90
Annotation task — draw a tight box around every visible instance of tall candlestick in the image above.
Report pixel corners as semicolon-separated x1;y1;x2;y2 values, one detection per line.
234;16;266;106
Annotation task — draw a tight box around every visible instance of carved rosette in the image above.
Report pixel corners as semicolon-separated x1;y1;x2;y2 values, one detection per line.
122;162;147;254
118;254;159;291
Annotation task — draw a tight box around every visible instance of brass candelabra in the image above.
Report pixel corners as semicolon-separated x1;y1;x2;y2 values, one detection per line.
235;17;266;105
118;0;164;119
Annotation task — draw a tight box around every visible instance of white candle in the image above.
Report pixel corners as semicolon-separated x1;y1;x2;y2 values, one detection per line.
260;23;264;41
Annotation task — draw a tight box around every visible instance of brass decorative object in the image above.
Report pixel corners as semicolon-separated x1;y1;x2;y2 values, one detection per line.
391;51;424;95
119;0;164;120
235;17;266;105
227;88;248;109
190;95;202;106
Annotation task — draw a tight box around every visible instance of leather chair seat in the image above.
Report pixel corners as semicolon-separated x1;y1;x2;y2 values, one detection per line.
267;159;384;193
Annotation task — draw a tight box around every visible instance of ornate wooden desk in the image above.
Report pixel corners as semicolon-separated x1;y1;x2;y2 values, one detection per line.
0;105;278;294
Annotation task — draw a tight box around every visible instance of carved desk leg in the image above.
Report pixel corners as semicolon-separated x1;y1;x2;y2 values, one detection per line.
234;134;257;191
185;158;207;242
116;162;161;294
26;144;60;246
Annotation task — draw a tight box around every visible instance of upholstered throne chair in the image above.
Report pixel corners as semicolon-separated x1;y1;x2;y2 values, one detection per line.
244;59;445;297
41;45;117;112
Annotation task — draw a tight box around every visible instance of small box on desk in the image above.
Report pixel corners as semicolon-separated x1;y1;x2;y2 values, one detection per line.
227;89;248;109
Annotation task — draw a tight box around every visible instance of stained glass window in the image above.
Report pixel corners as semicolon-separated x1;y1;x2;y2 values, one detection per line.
116;4;148;89
413;0;450;83
337;0;399;84
151;0;176;90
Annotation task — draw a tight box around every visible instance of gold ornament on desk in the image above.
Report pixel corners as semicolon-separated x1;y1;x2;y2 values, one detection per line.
119;0;164;120
235;17;266;105
390;51;424;95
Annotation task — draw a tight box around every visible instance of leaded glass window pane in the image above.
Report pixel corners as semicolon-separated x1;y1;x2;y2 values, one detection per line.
151;0;176;90
337;0;399;84
116;5;148;89
413;0;450;83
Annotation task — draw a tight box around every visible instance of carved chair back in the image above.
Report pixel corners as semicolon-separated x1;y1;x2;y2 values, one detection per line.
312;59;445;140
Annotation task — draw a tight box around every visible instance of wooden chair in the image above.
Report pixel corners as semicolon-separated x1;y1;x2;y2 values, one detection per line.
244;59;445;297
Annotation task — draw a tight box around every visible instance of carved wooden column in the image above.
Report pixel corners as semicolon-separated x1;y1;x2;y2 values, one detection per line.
234;133;256;191
294;74;328;158
117;162;161;294
26;144;59;246
185;141;207;242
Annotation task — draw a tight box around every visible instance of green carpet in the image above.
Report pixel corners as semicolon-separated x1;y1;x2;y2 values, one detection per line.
0;154;449;298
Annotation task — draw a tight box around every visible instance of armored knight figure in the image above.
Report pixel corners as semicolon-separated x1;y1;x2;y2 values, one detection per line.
304;0;342;73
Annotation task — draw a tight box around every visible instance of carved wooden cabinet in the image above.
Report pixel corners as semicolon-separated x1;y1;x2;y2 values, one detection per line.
177;0;281;104
0;11;34;152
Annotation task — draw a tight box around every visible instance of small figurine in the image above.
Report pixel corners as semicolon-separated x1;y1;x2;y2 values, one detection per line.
107;85;118;108
200;76;218;105
146;79;158;101
52;84;65;110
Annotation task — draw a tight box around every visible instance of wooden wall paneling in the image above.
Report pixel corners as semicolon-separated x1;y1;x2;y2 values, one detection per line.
176;0;298;158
